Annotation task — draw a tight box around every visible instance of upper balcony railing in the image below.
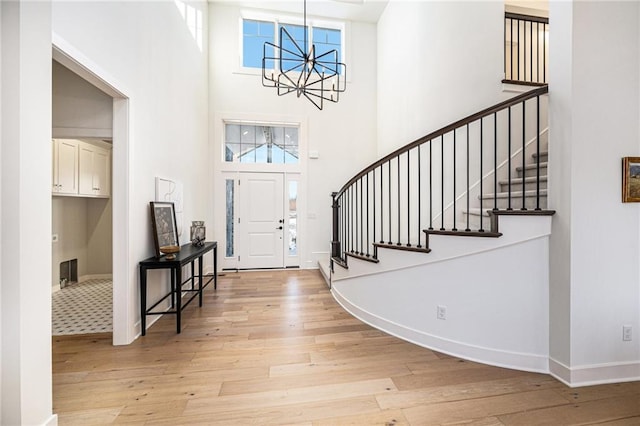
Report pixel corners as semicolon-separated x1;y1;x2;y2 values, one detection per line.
504;12;549;86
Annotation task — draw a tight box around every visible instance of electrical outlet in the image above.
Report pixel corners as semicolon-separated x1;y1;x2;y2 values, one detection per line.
623;325;632;342
437;305;447;320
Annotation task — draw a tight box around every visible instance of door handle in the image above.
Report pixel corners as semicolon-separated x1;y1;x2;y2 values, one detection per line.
277;226;283;230
278;219;284;223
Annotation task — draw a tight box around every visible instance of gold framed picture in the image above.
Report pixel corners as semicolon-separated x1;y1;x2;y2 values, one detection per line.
622;157;640;202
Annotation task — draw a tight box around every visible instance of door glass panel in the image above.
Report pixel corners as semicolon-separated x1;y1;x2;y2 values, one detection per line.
288;181;297;256
225;179;234;257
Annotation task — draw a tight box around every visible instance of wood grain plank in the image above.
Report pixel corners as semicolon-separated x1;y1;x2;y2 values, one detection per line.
401;389;568;425
498;395;640;425
51;270;638;425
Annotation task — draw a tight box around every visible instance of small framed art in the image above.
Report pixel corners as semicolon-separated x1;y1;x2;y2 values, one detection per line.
150;201;179;257
622;157;640;202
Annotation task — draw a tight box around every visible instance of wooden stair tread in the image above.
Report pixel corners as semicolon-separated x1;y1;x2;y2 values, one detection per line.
424;229;502;238
345;251;379;263
373;242;431;254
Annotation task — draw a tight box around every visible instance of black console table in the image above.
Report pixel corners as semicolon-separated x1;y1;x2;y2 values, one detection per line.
139;241;217;335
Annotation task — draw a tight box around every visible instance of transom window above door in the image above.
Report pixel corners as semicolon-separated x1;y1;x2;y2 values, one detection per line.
224;123;299;164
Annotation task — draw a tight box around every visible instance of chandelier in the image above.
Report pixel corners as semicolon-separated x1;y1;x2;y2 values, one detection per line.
262;0;346;110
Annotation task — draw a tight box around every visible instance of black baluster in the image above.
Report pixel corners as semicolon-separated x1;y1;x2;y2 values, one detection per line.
388;160;392;244
360;177;364;253
480;118;484;231
372;168;376;250
440;135;445;231
508;106;512;210
511;18;515;80
407;150;411;246
452;129;457;232
429;139;433;230
536;95;541;210
465;124;470;232
543;23;546;83
517;19;520;81
380;164;384;244
351;185;355;252
530;20;533;83
521;100;526;210
536;22;540;83
504;16;507;79
397;155;401;245
366;173;370;256
493;112;498;212
417;145;422;247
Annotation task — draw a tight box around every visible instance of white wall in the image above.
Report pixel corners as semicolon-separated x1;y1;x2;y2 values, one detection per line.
332;216;553;373
52;1;211;341
53;60;113;139
1;1;54;424
376;1;505;157
208;3;378;267
549;1;640;386
2;0;210;422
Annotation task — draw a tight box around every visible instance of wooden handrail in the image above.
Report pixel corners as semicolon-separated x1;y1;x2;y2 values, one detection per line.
505;12;549;24
335;85;548;198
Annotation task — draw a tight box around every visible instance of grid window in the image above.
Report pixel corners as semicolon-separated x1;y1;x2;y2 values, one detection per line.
243;19;275;69
242;18;342;74
313;27;342;75
225;123;298;164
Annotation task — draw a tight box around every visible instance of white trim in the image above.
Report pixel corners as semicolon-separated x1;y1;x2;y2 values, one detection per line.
43;414;58;426
549;357;640;388
332;285;549;373
214;112;308;271
52;34;132;346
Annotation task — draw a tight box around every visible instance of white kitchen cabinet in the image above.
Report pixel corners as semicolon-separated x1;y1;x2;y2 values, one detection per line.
52;139;79;195
79;142;111;197
52;139;111;198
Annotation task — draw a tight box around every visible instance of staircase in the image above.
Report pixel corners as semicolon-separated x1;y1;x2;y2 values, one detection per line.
325;86;555;374
330;85;552;268
462;149;549;230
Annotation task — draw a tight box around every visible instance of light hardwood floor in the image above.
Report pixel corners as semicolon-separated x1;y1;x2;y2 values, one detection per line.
53;269;640;425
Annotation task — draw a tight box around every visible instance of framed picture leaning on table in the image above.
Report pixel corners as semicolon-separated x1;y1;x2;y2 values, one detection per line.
150;201;179;258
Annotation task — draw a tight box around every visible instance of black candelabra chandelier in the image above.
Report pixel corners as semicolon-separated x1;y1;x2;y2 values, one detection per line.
262;0;346;110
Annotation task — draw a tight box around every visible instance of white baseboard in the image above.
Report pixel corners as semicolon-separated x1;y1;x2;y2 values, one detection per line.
332;286;549;374
79;273;113;282
549;357;640;388
43;413;58;426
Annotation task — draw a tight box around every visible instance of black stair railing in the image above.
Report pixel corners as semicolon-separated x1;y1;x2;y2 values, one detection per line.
331;85;549;266
504;12;549;86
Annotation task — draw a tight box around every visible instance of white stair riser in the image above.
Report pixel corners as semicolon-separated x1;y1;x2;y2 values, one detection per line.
500;180;547;192
481;195;547;210
517;165;547;178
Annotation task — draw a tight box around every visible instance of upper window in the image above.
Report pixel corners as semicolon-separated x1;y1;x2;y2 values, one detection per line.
241;17;343;73
242;19;275;68
225;123;299;164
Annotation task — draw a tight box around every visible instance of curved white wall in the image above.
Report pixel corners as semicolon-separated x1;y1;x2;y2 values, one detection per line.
332;215;552;373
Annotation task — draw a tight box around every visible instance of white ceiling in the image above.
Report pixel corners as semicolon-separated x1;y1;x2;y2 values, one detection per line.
209;0;390;23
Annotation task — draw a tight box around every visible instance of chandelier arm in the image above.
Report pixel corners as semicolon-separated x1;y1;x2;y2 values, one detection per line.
261;0;346;109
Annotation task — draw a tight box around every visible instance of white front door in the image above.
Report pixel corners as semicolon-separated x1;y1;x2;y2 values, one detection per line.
238;172;285;269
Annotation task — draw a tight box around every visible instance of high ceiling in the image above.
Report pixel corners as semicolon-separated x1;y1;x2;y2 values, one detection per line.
209;0;390;23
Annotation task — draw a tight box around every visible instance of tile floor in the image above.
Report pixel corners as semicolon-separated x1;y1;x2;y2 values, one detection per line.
52;278;112;335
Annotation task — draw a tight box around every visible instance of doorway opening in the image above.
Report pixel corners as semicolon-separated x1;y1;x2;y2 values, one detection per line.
53;37;131;345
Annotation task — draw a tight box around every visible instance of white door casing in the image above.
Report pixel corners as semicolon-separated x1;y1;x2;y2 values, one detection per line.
238;172;285;269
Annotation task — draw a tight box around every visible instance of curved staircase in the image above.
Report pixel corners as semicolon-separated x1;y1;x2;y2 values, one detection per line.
325;86;556;373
